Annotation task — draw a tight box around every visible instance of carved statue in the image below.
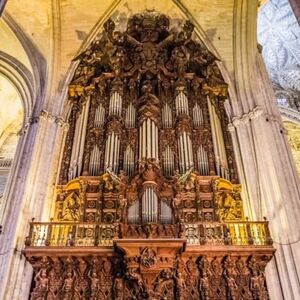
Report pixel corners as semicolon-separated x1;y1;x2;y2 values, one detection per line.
126;268;144;293
172;194;182;222
62;192;81;221
62;271;75;300
114;276;124;300
217;191;239;220
89;271;100;299
175;271;187;300
199;272;211;300
32;268;49;300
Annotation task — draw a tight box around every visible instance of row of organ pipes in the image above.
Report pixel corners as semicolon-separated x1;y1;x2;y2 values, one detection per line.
161;103;172;128
175;91;189;116
177;132;194;174
142;186;158;223
125;102;136;128
109;91;122;116
162;146;175;177
68;89;230;181
139;119;159;160
104;132;120;174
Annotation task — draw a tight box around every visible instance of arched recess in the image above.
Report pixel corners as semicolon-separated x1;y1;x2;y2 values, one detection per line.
0;56;33;219
0;16;42;223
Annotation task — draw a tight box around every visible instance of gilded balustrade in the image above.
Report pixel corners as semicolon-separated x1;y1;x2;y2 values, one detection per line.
25;220;272;248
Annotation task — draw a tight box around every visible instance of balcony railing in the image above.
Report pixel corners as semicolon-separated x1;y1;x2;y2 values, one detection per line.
185;221;273;246
25;220;273;248
25;222;115;247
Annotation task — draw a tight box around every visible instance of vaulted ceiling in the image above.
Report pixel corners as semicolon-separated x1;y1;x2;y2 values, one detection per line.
258;0;300;94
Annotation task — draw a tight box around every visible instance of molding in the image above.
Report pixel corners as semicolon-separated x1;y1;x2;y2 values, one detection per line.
279;106;300;124
19;110;68;136
228;106;264;130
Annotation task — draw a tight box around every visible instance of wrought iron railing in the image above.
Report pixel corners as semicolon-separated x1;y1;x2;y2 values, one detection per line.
25;221;272;247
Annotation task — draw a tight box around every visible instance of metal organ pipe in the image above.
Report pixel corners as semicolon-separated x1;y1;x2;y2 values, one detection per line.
124;146;134;176
142;186;158;224
162;103;172;128
68;98;90;180
207;96;229;179
177;132;193;174
193;104;203;127
139;118;158;160
176;92;189;116
162;146;174;177
94;104;105;128
197;145;209;175
125;102;135;128
78;97;90;175
109;92;122;116
104;132;120;173
89;145;101;175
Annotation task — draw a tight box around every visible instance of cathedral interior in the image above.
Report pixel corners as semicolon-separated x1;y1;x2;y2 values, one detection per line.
0;0;299;299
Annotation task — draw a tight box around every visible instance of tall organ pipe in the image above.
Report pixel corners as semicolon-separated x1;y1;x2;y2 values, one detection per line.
162;146;174;176
142;186;158;223
109;92;122;116
125;103;136;128
139;118;158;160
162;103;172;128
104;132;120;173
175;92;189;116
207;96;228;178
69;97;90;180
89;145;101;175
94;104;105;128
177;133;193;174
124;146;134;176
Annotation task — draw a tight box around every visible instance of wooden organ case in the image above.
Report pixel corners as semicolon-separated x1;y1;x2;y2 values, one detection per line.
24;12;275;300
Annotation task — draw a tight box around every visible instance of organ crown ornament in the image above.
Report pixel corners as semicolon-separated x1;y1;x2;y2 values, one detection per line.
24;11;274;300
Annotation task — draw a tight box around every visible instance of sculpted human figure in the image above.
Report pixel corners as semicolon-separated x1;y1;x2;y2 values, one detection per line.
172;194;182;222
89;271;100;299
199;272;211;300
175;271;187;300
32;268;49;299
114;276;124;300
118;195;127;222
127;268;144;292
62;271;75;300
143;163;157;182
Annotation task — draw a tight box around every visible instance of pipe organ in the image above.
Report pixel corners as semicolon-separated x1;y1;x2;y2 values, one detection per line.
57;11;239;224
55;13;243;230
26;12;273;300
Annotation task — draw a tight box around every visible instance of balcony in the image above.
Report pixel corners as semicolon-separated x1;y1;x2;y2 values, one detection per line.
24;220;273;250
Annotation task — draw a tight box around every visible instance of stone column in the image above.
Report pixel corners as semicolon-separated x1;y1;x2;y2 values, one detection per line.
229;1;300;299
0;110;68;300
